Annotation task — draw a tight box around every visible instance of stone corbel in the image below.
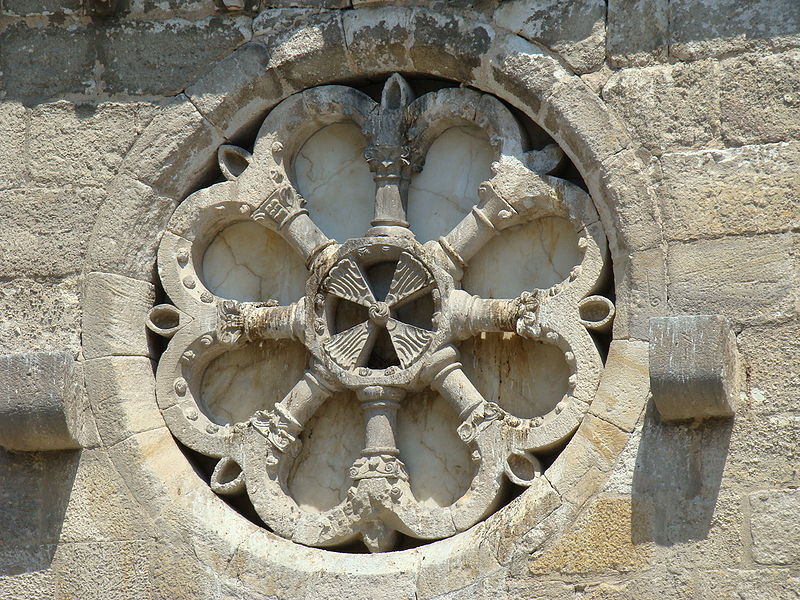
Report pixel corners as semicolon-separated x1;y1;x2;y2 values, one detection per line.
0;352;90;451
649;315;741;422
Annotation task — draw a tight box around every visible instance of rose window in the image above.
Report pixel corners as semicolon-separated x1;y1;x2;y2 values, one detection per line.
147;74;614;552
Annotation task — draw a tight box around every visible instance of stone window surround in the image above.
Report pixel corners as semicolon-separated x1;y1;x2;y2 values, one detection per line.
80;7;661;585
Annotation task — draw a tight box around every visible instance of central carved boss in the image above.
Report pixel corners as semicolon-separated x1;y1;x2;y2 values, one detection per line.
148;74;614;552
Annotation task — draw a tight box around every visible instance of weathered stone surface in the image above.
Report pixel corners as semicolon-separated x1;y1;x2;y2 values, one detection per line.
670;0;800;61
666;233;795;327
494;0;606;74
528;496;652;575
0;0;82;16
0;352;82;451
0;277;81;354
603;60;721;155
698;568;800;599
101;17;252;96
51;540;154;599
0;101;27;191
27;101;157;188
607;0;669;67
0;186;105;278
749;489;800;565
649;315;739;421
0;23;96;101
59;448;150;544
725;412;800;488
658;142;800;241
738;320;800;414
719;50;800;146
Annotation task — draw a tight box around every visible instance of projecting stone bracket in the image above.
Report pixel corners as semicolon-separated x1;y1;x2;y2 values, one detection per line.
0;352;89;451
648;315;740;422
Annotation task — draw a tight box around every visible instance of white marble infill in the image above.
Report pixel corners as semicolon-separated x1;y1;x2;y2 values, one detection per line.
408;126;495;243
288;392;364;513
201;221;307;303
200;340;308;425
460;333;570;419
293;122;376;242
462;216;579;299
397;390;472;508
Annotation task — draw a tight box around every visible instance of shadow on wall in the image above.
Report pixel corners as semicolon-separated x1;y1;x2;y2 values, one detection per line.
0;448;80;576
630;400;733;545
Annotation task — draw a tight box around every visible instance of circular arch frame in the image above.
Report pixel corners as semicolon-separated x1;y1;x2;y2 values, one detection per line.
82;7;661;596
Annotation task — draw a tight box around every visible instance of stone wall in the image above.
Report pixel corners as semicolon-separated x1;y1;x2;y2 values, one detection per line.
0;0;798;598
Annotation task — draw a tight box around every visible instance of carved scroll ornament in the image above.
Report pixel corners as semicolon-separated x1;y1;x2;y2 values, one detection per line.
147;74;613;552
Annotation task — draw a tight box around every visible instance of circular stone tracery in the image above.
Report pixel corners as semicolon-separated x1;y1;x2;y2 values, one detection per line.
146;73;614;553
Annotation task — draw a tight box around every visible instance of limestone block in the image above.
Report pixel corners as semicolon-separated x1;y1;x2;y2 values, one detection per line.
658;142;800;241
0;277;81;354
612;247;668;340
738;321;800;414
27;101;157;189
670;0;800;61
0;101;28;191
84;357;164;447
0;352;83;451
86;176;177;280
82;272;155;359
607;0;669;67
121;98;224;199
0;569;55;600
725;413;800;488
59;448;150;544
584;149;663;255
0;23;96;101
528;496;652;575
52;540;153;599
494;0;606;74
698;568;800;599
126;0;218;17
602;60;721;155
186;41;287;138
720;50;800;146
0;186;105;278
101;17;251;96
589;340;649;432
649;315;739;421
666;234;795;326
255;9;351;87
749;489;800;565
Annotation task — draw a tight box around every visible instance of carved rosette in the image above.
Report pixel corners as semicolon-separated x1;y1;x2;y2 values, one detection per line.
147;74;614;552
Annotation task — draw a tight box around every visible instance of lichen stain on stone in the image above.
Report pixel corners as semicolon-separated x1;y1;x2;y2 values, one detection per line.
529;497;651;575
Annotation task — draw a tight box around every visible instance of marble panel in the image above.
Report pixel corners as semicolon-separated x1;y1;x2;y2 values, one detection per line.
200;341;307;425
460;333;570;419
293;122;376;242
408;126;495;243
397;390;473;508
287;392;364;513
463;217;579;298
201;220;307;303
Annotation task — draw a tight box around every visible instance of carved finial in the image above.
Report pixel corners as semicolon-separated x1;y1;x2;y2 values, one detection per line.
380;73;415;112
